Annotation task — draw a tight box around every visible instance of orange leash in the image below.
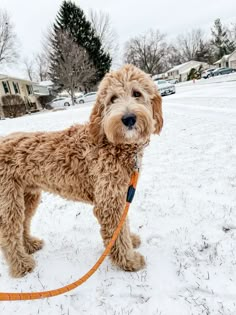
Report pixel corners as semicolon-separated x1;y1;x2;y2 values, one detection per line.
0;170;139;301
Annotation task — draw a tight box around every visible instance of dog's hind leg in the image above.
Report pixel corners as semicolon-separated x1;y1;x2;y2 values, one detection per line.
23;190;44;254
0;181;36;277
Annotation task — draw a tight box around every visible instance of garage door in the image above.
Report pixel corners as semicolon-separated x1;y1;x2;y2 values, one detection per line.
230;60;236;69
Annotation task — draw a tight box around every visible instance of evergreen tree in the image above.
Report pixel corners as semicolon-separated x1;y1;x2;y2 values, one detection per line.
50;1;111;87
211;18;235;61
195;39;214;64
187;65;203;81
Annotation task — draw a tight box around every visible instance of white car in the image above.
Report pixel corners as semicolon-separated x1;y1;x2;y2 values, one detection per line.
63;97;76;106
154;80;176;96
49;97;76;108
78;92;97;104
48;97;67;108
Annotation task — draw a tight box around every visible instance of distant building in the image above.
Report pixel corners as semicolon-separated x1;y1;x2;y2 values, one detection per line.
152;72;168;80
214;50;236;69
32;84;50;96
167;60;209;82
0;74;43;119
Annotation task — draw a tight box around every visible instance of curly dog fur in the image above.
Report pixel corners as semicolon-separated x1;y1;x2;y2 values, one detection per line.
0;64;163;277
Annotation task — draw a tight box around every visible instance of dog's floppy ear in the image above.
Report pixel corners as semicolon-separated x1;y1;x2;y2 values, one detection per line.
89;97;104;143
152;89;163;134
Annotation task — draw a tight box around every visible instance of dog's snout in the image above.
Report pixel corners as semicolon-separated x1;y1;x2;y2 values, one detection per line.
121;114;136;127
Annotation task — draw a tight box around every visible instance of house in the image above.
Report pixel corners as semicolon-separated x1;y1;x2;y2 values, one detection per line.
167;60;209;82
214;50;236;69
32;83;50;96
37;80;58;96
214;55;230;68
0;74;42;119
152;72;168;80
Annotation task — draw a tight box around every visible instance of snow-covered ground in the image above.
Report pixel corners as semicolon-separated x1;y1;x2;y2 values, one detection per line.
177;71;236;87
0;79;236;315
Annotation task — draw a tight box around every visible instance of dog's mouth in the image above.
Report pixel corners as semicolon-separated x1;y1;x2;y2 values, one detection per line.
128;126;134;130
124;126;137;140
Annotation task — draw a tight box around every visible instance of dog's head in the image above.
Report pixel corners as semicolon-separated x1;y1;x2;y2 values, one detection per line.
89;64;163;145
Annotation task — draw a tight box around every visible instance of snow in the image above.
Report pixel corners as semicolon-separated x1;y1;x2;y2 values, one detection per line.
0;79;236;314
39;80;54;86
167;60;208;74
177;72;236;87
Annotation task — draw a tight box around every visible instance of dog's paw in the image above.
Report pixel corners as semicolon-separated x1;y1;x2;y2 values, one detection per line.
131;233;141;248
118;251;146;272
10;255;36;278
24;237;44;254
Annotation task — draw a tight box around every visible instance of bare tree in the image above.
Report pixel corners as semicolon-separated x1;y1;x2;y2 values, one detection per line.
89;9;119;63
50;30;96;104
35;27;52;82
22;53;50;83
35;52;50;82
124;29;167;75
177;29;205;62
229;22;236;42
22;57;35;81
22;29;51;83
0;9;18;66
162;44;184;70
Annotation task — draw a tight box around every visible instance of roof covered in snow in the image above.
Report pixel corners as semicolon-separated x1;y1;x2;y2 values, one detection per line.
0;74;34;84
167;60;208;74
39;80;54;87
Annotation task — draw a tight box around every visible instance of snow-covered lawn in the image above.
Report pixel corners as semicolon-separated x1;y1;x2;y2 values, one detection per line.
0;80;236;315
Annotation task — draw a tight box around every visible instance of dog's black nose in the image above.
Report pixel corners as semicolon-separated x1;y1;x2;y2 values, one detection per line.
121;114;136;127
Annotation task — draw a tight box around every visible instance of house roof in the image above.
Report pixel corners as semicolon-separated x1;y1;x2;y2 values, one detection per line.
167;60;207;73
39;80;54;87
167;61;191;73
214;54;230;64
0;74;34;84
167;60;208;74
213;50;236;64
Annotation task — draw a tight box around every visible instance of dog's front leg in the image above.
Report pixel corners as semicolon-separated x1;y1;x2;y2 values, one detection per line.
93;184;145;272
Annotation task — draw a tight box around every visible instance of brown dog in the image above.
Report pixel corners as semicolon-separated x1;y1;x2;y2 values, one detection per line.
0;65;163;277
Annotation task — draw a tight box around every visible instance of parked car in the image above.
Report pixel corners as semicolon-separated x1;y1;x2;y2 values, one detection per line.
78;92;97;104
202;68;215;79
212;67;236;76
167;79;179;84
154;80;176;96
48;97;67;108
63;97;80;106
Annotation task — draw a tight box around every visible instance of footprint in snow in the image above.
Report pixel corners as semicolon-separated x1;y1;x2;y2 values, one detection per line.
147;235;162;246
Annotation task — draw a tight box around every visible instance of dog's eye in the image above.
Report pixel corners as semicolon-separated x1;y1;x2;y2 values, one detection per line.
132;90;142;98
110;95;118;103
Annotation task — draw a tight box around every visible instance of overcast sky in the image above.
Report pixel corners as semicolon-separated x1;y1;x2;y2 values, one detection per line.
1;0;236;78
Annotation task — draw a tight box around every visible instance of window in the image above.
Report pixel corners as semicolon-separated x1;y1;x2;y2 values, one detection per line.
2;81;11;94
26;84;33;95
13;82;20;94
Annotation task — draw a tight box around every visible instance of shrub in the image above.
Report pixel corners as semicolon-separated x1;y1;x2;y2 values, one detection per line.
37;95;55;109
1;95;27;118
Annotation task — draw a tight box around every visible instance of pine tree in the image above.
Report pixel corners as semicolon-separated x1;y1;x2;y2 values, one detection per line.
50;1;111;88
211;18;235;61
195;39;214;64
187;65;203;81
